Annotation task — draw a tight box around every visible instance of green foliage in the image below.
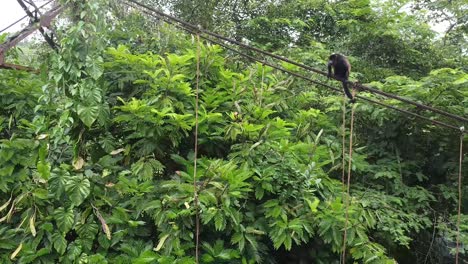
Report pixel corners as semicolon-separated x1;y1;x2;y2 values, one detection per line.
0;0;466;263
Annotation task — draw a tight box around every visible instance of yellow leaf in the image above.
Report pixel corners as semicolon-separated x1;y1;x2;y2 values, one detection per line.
29;215;36;237
95;208;111;240
73;157;85;170
16;215;28;231
0;215;7;223
36;134;48;140
5;200;16;223
10;243;22;259
0;196;12;212
102;169;111;178
154;234;169;252
103;222;111;240
110;148;125;155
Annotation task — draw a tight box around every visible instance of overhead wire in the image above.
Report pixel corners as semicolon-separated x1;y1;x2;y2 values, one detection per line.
126;3;203;258
455;130;464;264
342;102;356;264
122;0;464;133
0;0;55;34
193;33;201;264
126;0;468;125
16;0;58;50
2;1;464;130
123;1;467;261
340;95;347;264
124;1;466;260
0;15;29;34
195;35;463;132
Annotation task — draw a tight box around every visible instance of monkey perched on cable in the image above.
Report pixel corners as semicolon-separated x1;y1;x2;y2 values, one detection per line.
328;54;355;103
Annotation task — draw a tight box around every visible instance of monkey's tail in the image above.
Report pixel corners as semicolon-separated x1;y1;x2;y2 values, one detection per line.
342;81;354;102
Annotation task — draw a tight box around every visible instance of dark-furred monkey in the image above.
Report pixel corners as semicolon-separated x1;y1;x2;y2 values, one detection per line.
328;54;354;102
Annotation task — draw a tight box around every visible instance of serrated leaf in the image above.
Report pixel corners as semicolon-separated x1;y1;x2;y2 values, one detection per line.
134;250;159;264
305;197;320;213
141;162;154;181
284;235;292;250
231;232;245;251
98;233;111;249
214;213;225;231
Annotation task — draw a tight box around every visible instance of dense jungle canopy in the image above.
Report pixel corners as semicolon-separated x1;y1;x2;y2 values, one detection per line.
0;0;467;263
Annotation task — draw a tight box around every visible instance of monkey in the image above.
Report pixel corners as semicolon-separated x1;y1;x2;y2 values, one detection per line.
327;54;355;103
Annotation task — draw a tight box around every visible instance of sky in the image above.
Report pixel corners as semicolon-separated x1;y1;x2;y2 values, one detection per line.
0;0;27;33
0;0;52;34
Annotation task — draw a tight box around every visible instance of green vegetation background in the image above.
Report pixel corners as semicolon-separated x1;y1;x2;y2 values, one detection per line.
0;0;467;263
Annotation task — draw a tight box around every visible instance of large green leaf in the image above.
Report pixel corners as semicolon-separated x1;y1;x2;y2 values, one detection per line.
65;175;91;206
54;207;74;234
52;233;67;255
77;104;99;127
37;161;51;180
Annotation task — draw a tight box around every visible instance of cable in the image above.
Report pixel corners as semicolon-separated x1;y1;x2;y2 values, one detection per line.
125;0;468;125
342;103;356;264
455;129;464;264
126;5;466;263
340;95;347;264
141;2;202;255
0;15;28;34
0;0;55;34
125;4;467;261
193;33;201;264
16;0;57;50
123;1;466;133
342;95;347;187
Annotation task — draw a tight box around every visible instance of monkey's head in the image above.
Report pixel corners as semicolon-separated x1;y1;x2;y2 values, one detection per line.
328;54;338;66
328;53;347;66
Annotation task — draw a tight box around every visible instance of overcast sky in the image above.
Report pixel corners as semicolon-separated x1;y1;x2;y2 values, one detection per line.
0;0;27;33
0;0;54;34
